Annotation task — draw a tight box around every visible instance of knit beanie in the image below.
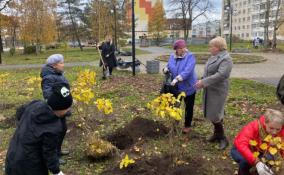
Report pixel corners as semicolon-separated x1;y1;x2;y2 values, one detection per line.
46;54;64;65
47;83;73;110
173;39;186;50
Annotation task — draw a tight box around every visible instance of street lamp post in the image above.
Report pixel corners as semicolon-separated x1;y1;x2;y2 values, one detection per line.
132;0;136;76
225;0;237;52
230;7;233;52
114;5;118;51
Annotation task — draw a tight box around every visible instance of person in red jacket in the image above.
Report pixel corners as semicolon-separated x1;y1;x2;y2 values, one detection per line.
231;109;284;175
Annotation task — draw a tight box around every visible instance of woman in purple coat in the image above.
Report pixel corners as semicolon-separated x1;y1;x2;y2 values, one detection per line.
166;39;197;134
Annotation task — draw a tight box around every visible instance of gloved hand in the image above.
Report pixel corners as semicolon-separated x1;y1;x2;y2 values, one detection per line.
163;67;169;74
54;171;65;175
256;161;274;175
171;78;178;86
176;75;183;81
106;54;109;58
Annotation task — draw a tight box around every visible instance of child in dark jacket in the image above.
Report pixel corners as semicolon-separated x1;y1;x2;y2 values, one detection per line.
5;84;72;175
40;54;70;164
231;109;284;175
40;54;69;99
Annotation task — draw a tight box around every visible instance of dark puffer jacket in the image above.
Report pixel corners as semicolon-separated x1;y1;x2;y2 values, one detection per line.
277;74;284;105
40;65;69;99
5;100;62;175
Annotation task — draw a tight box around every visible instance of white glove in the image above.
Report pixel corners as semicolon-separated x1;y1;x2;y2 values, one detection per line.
176;75;183;81
163;67;169;74
256;161;274;175
106;54;109;58
54;171;65;175
171;78;178;86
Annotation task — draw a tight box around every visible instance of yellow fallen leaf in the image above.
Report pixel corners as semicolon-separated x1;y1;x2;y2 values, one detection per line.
260;143;268;150
249;140;258;146
253;152;260;158
269;147;277;155
264;135;272;142
268;160;275;166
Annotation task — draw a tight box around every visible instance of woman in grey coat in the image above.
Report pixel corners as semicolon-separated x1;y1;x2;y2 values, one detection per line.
194;37;233;150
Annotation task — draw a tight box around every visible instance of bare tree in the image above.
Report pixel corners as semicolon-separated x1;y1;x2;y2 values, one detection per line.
272;0;284;49
168;0;213;41
263;0;272;47
58;0;84;51
262;0;284;48
0;0;12;64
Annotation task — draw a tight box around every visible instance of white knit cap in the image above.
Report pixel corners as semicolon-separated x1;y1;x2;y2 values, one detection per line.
46;54;64;65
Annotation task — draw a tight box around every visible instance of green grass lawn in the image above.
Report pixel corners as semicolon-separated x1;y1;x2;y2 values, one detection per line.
0;47;151;65
1;47;100;65
0;67;282;174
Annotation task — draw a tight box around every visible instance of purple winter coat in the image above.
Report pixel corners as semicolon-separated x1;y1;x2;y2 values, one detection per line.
167;51;197;96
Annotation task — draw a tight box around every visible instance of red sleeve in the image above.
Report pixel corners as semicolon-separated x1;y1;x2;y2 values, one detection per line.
234;120;259;165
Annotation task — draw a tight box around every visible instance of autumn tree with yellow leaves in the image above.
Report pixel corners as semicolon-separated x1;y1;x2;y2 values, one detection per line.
148;0;167;46
19;0;57;54
89;0;115;42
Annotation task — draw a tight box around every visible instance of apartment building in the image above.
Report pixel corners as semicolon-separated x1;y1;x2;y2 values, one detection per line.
192;20;221;38
221;0;284;40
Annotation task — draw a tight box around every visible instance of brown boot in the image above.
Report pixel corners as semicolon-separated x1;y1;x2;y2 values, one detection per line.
207;122;219;142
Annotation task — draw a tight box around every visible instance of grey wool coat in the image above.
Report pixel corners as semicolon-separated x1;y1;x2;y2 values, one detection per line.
202;50;233;123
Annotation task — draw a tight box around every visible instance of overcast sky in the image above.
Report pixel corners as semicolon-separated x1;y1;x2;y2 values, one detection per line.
164;0;222;24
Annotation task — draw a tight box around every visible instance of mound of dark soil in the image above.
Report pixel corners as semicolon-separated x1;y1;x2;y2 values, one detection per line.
102;155;207;175
106;117;169;149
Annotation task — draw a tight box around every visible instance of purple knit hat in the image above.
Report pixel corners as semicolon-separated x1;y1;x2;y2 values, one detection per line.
173;39;186;50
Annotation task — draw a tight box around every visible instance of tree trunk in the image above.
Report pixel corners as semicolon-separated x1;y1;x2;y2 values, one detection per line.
12;27;16;48
272;0;282;49
264;0;270;48
68;2;83;51
0;29;2;64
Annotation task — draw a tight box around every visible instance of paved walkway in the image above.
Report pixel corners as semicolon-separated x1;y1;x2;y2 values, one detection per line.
0;47;283;86
120;47;284;86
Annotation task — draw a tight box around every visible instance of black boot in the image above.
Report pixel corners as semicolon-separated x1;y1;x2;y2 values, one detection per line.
215;122;229;150
207;122;219;142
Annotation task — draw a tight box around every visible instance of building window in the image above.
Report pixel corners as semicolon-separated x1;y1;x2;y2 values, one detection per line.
247;25;250;29
246;33;249;37
243;25;245;29
260;4;266;10
243;9;246;14
247;17;250;21
238;26;240;30
242;33;244;38
244;1;247;5
243;17;246;22
248;8;251;13
239;18;241;22
234;26;237;30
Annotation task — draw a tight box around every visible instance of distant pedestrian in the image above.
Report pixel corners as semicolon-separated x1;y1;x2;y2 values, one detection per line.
194;36;233;150
5;84;72;175
99;35;117;79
